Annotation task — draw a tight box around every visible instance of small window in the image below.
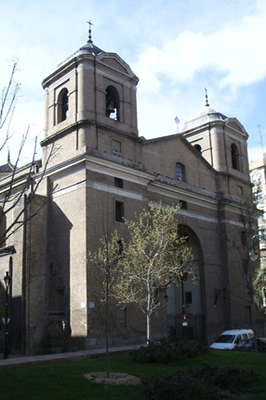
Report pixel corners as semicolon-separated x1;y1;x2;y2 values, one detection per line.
231;143;240;170
106;86;120;120
176;163;186;182
237;185;243;196
241;231;247;246
180;201;187;209
112;139;122;153
114;178;123;188
185;291;192;304
58;88;69;123
194;144;202;154
115;201;124;222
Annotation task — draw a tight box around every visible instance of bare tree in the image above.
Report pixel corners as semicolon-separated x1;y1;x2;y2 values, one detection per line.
0;62;55;248
88;230;122;378
0;62;20;150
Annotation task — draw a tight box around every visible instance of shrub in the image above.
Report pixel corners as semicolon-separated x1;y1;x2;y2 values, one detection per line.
212;365;257;394
144;364;257;400
258;337;266;352
131;339;207;363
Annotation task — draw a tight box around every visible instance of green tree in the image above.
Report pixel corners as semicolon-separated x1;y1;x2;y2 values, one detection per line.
113;202;194;343
253;256;266;313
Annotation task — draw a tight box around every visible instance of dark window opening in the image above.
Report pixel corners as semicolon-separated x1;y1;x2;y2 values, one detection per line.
115;201;124;222
176;162;186;182
194;144;202;154
231;143;240;170
106;86;120;120
180;201;187;209
185;291;192;304
114;178;123;188
58;88;69;123
0;207;6;247
241;231;247;246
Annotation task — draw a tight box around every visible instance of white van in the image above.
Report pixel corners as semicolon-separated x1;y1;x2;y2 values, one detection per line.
210;329;254;350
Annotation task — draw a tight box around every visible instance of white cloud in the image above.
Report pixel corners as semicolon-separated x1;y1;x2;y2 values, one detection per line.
1;0;266;162
133;6;266;94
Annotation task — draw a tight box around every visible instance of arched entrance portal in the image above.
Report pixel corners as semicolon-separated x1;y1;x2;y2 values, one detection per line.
167;225;205;340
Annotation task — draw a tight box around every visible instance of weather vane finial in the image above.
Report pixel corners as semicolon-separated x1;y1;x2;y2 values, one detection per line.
87;20;93;43
205;88;209;107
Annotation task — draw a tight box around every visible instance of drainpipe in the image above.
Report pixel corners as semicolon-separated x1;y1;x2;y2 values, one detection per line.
21;194;27;354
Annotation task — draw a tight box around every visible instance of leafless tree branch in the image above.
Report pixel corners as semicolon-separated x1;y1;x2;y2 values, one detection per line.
0;62;56;247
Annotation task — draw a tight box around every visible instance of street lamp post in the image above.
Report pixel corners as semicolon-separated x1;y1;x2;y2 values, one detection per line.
180;272;188;339
3;269;11;359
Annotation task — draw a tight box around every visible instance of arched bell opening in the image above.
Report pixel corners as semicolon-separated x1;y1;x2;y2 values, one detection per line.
231;143;240;171
57;88;69;123
106;85;120;121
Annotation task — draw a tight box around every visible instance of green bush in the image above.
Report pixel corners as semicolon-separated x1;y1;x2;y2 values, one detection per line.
145;364;257;400
131;339;208;363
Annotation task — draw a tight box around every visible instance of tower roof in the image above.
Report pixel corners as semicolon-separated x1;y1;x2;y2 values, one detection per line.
79;20;104;55
79;40;104;56
54;22;105;71
181;105;228;132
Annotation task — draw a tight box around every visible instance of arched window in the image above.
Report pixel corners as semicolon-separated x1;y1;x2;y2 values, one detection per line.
58;88;69;123
231;143;240;170
176;162;186;182
194;144;202;154
106;86;120;120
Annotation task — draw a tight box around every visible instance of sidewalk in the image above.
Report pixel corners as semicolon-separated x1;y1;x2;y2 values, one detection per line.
0;344;143;370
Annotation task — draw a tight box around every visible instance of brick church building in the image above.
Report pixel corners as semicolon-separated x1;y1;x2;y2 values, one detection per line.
0;33;261;355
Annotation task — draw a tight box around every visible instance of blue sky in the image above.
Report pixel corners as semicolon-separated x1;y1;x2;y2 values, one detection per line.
0;0;266;165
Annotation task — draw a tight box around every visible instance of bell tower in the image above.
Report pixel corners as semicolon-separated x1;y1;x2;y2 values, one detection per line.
41;25;139;166
181;94;250;196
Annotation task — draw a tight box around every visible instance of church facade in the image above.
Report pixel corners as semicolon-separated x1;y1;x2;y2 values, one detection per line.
0;35;261;355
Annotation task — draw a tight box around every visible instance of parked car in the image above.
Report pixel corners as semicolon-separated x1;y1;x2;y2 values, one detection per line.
210;329;254;350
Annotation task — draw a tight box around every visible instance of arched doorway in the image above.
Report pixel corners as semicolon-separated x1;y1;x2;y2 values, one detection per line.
167;225;205;340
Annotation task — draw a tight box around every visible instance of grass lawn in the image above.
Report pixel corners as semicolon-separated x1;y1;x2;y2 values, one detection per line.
0;350;266;400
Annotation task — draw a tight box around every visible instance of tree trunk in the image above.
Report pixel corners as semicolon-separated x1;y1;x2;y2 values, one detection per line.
105;269;110;378
147;313;151;343
147;291;151;343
